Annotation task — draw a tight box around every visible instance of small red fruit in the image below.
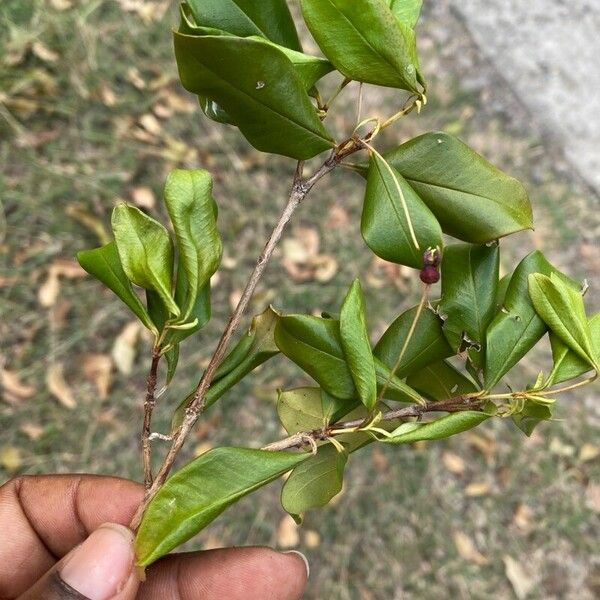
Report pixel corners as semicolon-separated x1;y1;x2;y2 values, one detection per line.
420;265;440;284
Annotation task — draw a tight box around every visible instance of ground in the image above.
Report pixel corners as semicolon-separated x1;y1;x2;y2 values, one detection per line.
1;2;599;599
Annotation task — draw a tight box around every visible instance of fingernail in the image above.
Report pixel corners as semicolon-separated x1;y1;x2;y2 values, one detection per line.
59;524;134;600
283;550;310;579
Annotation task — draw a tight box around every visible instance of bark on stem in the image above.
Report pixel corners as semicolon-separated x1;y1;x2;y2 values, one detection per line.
142;350;161;490
130;140;364;530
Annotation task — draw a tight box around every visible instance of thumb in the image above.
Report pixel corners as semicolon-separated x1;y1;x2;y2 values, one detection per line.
18;523;140;600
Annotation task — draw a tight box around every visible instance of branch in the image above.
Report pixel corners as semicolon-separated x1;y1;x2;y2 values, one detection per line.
142;349;161;489
261;396;485;453
130;139;365;530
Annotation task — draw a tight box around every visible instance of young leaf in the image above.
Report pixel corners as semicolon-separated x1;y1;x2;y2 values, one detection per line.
135;447;308;566
174;33;334;160
275;314;356;400
439;243;499;363
388;0;423;29
339;280;377;411
281;444;347;517
485;251;580;389
528;273;597;370
407;360;479;401
384;132;533;243
361;152;443;269
164;169;222;322
167;277;212;347
171;306;280;430
374;305;453;378
512;403;553;437
111;204;179;316
547;314;600;384
300;0;424;91
185;0;302;50
381;411;489;444
77;242;156;334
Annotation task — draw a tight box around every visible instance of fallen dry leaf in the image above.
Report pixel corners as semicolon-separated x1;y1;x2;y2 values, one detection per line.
50;0;73;9
313;254;338;283
38;269;60;307
32;41;59;63
371;447;389;473
126;67;146;90
585;483;600;513
277;515;300;549
66;204;111;245
98;82;116;106
46;363;77;409
326;204;349;228
139;113;163;136
453;531;488;565
549;437;575;457
513;503;534;532
442;451;466;475
20;423;45;441
304;530;321;549
112;322;141;375
130;186;156;210
193;442;213;457
466;432;497;464
465;481;491;497
503;555;536;599
82;354;113;400
51;259;86;279
579;443;599;462
0;446;22;473
1;368;36;403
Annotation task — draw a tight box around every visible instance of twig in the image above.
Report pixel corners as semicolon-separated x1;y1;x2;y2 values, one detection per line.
130;139;365;530
142;349;161;490
262;396;483;452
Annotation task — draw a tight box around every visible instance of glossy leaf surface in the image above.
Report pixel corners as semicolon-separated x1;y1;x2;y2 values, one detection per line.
135;447;308;566
281;444;347;517
484;252;579;388
186;0;301;50
407;360;478;401
528;273;597;369
362;153;443;269
164;169;222;322
389;0;423;28
300;0;423;91
174;33;334;160
374;305;453;378
439;243;499;361
381;411;489;444
385;133;533;243
340;280;377;411
111;204;178;316
77;242;156;334
547;313;600;384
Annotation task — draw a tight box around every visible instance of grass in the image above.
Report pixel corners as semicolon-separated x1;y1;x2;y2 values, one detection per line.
1;1;599;598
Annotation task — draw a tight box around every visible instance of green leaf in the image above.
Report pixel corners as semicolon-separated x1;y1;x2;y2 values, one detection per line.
275;314;356;399
381;411;489;444
300;0;423;91
384;132;533;243
339;280;377;411
111;204;178;316
512;403;553;437
164;346;179;386
388;0;423;28
171;307;280;430
547;314;600;384
407;360;478;401
528;273;597;370
167;277;212;347
485;252;580;388
135;447;308;566
439;243;499;364
361;153;443;269
278;387;332;434
77;242;156;334
185;0;302;50
281;444;347;517
174;32;334;160
374;305;453;378
164;169;222;323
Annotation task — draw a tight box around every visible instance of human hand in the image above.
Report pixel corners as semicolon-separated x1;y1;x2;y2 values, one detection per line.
0;475;309;599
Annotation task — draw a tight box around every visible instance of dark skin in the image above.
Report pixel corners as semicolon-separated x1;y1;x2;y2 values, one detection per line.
0;475;307;600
